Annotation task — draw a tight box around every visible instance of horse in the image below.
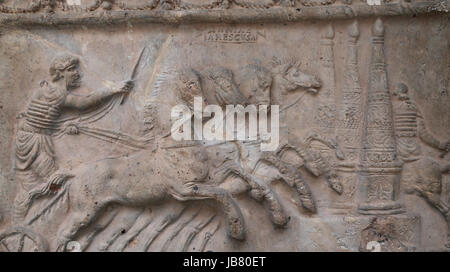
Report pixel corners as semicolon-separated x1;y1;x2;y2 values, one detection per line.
55;137;247;251
54;67;247;251
54;61;324;251
201;60;324;216
402;156;450;248
232;60;334;213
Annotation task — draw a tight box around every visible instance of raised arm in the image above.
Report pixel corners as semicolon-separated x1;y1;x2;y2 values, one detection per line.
417;110;449;151
64;81;133;111
64;88;115;110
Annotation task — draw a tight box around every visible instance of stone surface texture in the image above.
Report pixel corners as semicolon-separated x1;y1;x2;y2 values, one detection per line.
0;0;449;252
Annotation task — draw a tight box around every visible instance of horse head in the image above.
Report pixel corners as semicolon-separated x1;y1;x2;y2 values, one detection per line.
271;58;321;95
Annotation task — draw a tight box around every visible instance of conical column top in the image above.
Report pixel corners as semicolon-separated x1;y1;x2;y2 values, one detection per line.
349;21;360;38
323;24;335;39
372;18;384;37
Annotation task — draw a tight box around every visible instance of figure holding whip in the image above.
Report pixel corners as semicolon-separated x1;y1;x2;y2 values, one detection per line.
120;47;148;105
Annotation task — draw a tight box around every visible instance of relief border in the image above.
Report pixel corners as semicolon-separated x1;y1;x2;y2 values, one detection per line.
0;1;448;26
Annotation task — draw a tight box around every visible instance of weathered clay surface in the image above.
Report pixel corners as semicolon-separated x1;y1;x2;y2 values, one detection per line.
0;0;449;252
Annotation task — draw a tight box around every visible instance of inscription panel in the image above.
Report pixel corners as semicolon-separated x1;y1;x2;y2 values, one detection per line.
204;28;259;43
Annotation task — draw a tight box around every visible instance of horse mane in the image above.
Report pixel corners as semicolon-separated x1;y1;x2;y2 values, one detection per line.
271;57;301;75
142;68;177;135
141;68;203;136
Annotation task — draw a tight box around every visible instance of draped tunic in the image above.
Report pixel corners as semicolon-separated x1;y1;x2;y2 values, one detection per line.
394;99;442;162
15;83;66;191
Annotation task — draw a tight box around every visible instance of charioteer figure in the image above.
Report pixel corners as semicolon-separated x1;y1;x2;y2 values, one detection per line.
14;54;133;222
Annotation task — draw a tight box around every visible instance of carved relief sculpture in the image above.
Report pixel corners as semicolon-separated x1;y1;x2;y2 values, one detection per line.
0;0;448;252
13;55;133;223
392;83;450;248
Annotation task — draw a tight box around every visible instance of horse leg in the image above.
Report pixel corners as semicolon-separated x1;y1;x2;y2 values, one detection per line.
229;166;288;227
56;203;104;252
418;190;450;249
168;183;246;240
291;172;316;213
290;143;343;195
78;206;120;251
261;153;316;213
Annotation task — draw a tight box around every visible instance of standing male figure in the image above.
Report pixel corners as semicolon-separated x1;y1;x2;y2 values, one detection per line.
14;54;133;221
393;83;450;162
393;83;450;247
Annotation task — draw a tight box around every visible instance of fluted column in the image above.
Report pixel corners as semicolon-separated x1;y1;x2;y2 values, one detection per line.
337;21;363;168
314;24;336;132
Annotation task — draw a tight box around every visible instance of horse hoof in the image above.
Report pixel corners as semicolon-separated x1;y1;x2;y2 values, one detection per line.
249;188;264;202
228;217;246;241
271;211;289;227
264;197;289;227
300;197;316;214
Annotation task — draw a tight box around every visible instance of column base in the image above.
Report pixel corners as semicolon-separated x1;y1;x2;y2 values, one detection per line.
358;201;405;215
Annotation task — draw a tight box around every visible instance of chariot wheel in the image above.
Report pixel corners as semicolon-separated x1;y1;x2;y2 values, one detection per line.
0;226;48;252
